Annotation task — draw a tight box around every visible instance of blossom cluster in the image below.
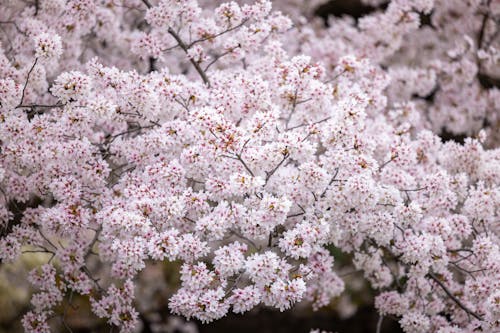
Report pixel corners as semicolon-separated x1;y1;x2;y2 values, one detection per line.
0;0;498;332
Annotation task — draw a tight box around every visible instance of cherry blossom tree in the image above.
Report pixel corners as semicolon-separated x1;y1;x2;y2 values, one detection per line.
0;0;498;332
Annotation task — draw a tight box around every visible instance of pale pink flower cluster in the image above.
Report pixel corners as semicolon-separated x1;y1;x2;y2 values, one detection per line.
33;32;63;61
0;0;498;332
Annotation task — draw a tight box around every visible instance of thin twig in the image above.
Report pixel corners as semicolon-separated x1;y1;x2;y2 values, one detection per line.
17;58;38;108
378;153;398;171
320;168;339;198
187;19;249;48
427;272;483;321
477;0;492;50
167;27;211;86
287;116;331;131
140;0;210;85
235;154;255;177
204;46;240;72
140;0;152;8
264;153;289;184
230;229;259;251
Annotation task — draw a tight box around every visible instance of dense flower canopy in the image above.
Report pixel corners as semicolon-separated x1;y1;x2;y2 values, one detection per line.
0;0;499;332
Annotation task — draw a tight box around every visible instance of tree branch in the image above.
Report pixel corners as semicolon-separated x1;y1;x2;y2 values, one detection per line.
427;272;483;321
167;27;211;87
17;57;38;108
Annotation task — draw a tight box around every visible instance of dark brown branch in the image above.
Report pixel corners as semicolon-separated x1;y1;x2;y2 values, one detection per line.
477;0;492;50
378;153;398;171
376;315;384;333
187;19;249;48
140;0;152;8
167;27;211;86
17;57;38;108
428;272;483;321
264;153;289;184
320;167;339;198
287;116;331;131
235;153;255;177
16;103;64;109
204;45;241;72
